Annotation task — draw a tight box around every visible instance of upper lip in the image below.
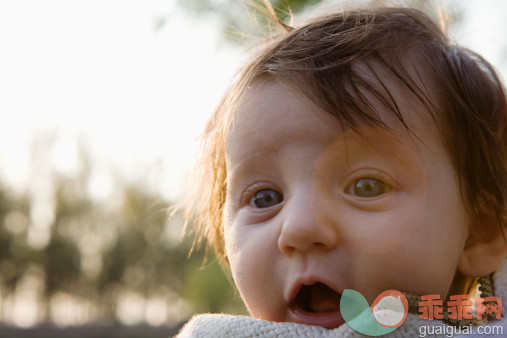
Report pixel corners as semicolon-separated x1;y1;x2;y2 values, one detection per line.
287;275;343;304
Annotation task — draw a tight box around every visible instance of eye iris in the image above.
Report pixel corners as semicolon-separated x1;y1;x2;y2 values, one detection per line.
251;189;282;208
352;178;386;197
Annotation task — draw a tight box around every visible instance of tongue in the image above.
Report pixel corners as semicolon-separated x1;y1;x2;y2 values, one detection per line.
308;283;340;313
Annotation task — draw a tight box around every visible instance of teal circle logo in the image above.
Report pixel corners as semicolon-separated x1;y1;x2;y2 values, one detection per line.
340;289;408;336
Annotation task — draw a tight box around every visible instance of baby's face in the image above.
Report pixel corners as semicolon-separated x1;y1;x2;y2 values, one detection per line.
223;79;470;329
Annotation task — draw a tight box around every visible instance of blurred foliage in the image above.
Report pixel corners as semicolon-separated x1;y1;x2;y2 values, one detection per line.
177;0;320;43
0;137;246;327
176;0;458;44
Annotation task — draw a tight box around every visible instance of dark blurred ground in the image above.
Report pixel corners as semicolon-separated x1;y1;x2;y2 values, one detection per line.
0;322;186;338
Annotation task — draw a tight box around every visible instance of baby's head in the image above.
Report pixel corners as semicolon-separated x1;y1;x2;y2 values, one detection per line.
184;6;506;328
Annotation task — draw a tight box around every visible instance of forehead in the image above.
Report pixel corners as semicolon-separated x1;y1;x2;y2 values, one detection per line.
227;80;340;158
225;75;440;164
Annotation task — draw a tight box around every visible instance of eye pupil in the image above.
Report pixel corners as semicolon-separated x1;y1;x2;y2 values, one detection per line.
351;178;386;197
250;189;283;208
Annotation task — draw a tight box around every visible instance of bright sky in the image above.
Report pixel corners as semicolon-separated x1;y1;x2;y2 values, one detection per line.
0;0;505;202
0;0;241;201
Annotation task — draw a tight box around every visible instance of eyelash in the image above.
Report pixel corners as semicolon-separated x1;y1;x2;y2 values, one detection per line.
242;182;280;205
343;169;393;196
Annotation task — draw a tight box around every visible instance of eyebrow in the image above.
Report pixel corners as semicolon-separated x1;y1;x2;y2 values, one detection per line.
226;147;280;180
340;124;422;154
226;128;418;182
334;132;417;163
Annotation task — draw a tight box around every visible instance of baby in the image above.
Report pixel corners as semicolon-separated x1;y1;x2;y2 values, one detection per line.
177;5;507;337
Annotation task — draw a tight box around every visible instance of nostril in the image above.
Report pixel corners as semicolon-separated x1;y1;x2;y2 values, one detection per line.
279;234;336;256
314;242;327;249
280;244;295;256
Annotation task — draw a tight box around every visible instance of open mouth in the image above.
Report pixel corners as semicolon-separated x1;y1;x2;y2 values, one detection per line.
289;282;344;329
294;282;341;313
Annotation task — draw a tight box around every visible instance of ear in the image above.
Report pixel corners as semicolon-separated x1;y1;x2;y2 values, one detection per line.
458;213;507;277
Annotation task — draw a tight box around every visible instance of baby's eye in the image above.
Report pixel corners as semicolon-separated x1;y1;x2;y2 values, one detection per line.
346;177;387;197
249;189;283;208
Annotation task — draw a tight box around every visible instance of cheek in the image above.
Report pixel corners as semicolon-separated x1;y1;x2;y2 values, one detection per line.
226;223;275;288
223;218;285;320
346;187;468;298
332;193;426;256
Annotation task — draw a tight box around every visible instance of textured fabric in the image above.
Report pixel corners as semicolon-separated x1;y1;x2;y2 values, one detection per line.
175;313;449;337
176;259;507;337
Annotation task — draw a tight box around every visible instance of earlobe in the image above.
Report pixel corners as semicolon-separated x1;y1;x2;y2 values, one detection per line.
458;218;507;277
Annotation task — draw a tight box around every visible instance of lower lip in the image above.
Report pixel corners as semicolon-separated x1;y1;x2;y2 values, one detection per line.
288;303;345;329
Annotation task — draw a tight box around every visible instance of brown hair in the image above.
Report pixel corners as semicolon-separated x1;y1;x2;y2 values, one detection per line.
179;6;507;268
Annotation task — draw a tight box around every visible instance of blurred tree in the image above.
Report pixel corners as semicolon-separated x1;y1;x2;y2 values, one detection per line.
181;252;247;315
0;134;246;326
0;186;32;318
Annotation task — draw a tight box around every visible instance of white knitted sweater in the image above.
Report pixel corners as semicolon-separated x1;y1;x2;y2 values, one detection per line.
176;259;507;337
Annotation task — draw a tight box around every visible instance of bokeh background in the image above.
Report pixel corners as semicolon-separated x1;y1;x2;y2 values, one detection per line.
0;0;505;336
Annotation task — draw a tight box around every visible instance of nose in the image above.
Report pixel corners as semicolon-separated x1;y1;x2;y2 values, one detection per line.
278;184;340;255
